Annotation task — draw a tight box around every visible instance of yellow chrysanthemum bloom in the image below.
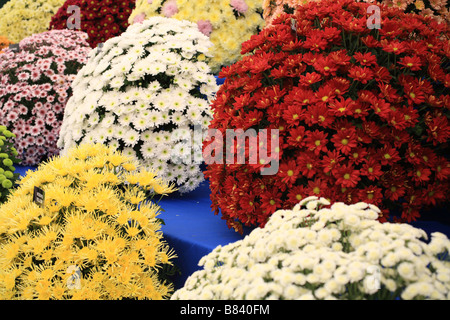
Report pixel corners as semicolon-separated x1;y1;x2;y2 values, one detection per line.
0;143;178;300
128;0;266;73
0;0;66;43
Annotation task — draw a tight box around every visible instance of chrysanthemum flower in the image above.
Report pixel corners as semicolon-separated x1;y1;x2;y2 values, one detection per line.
0;29;91;165
172;197;450;300
204;0;449;231
0;143;177;300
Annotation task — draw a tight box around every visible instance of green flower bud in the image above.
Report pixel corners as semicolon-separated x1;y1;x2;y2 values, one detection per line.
0;125;5;131
0;174;6;182
3;159;13;167
0;140;4;146
0;168;4;174
4;171;13;179
2;179;12;189
0;153;9;158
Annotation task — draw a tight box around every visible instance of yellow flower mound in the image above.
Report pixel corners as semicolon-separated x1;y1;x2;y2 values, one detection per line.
0;0;66;43
0;143;178;300
129;0;265;73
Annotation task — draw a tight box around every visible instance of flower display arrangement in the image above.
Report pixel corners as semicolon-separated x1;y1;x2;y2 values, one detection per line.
0;36;13;54
0;125;20;204
58;17;218;194
0;29;91;166
128;0;265;73
172;197;450;300
204;0;450;233
0;0;66;43
0;143;178;300
49;0;135;48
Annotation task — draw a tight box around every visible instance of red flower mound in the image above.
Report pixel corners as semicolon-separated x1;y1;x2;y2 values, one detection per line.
204;0;450;233
49;0;135;48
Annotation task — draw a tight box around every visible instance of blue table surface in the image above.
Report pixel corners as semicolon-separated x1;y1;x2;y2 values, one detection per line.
11;165;450;289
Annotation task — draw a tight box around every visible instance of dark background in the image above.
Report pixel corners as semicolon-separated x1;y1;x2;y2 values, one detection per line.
0;0;9;9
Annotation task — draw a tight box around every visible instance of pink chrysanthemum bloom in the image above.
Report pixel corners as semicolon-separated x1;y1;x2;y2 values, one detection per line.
161;0;178;17
231;0;249;14
197;19;213;36
133;12;146;23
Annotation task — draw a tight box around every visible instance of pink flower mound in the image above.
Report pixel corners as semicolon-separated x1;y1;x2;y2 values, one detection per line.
197;19;213;36
0;29;91;165
231;0;249;14
161;0;178;17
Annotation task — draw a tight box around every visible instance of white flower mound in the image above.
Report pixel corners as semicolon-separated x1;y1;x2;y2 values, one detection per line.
57;17;218;193
172;197;450;300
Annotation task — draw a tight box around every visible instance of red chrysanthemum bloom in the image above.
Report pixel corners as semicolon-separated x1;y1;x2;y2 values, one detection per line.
348;66;374;84
334;164;361;188
299;72;322;86
360;158;383;181
204;0;450;232
398;55;423;71
330;129;358;155
321;149;344;175
353;51;378;67
357;186;383;205
278;159;301;185
304;129;328;155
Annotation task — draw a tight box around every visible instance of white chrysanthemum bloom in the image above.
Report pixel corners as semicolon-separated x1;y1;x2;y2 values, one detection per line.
171;197;450;300
58;17;219;193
